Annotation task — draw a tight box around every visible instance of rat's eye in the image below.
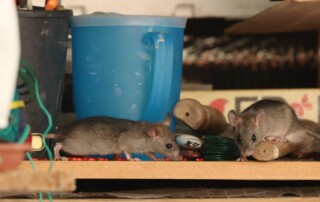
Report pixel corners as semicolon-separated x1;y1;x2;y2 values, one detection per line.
252;134;256;142
237;134;242;142
166;143;173;149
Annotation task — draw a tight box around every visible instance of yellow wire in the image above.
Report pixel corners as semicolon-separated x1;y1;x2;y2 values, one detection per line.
11;100;25;109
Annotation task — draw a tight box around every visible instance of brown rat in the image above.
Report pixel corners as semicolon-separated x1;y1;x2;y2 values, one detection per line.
227;99;320;161
46;114;182;161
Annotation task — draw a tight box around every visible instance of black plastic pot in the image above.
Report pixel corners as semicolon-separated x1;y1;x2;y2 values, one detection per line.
18;9;72;134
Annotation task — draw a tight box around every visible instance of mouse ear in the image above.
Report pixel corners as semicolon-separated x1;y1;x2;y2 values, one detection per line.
163;113;172;127
147;127;162;138
228;110;240;127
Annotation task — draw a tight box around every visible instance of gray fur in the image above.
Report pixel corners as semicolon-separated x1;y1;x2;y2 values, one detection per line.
49;116;182;161
227;99;319;160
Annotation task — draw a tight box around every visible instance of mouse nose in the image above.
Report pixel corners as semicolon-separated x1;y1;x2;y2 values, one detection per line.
244;148;253;156
175;154;183;161
171;151;183;161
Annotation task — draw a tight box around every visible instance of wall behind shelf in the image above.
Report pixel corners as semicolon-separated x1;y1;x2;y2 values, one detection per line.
33;0;277;18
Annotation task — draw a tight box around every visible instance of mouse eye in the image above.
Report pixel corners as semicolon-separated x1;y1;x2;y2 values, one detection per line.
237;134;242;142
166;143;173;149
252;134;256;142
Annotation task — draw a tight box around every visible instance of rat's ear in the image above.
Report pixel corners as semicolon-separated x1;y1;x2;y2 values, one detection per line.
163;113;172;127
147;127;162;138
255;109;266;127
228;110;240;127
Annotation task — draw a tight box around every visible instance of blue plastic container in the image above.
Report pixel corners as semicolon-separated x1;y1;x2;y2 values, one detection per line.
70;14;187;130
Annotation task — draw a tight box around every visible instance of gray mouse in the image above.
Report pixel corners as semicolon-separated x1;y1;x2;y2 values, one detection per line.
227;99;320;161
46;114;182;161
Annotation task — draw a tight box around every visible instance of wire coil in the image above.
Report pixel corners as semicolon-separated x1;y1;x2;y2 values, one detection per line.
202;135;240;161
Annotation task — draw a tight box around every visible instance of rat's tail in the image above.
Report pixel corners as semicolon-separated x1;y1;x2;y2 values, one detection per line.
306;129;320;140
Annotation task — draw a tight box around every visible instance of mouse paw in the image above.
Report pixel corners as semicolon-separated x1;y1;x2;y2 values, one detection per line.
61;157;69;161
264;136;283;142
129;158;141;161
236;158;246;162
237;157;248;162
54;156;68;161
53;156;68;161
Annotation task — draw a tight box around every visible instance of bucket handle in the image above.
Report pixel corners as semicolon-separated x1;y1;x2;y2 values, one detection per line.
141;32;174;122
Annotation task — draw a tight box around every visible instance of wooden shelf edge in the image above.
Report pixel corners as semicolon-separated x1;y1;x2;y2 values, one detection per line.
17;161;320;180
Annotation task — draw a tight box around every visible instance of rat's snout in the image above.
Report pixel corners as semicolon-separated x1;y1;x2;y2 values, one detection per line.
168;150;183;161
244;147;254;157
172;153;183;161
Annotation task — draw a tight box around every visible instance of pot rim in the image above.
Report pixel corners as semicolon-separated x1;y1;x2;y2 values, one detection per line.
0;143;31;151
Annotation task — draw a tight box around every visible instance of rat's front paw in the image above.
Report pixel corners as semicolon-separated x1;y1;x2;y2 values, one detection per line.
54;156;68;161
129;158;141;161
264;136;284;142
237;156;248;162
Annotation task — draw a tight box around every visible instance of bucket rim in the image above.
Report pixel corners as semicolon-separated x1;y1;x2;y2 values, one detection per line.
70;13;187;28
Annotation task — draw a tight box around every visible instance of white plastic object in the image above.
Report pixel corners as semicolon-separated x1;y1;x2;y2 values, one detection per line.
175;134;203;150
0;0;21;128
27;0;33;10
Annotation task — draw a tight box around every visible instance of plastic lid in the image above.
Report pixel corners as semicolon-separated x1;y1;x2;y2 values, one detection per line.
70;13;187;28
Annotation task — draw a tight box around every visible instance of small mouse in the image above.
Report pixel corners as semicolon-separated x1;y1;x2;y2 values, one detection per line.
46;114;182;161
227;99;320;161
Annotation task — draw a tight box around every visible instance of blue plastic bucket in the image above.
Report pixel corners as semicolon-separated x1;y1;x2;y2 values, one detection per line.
70;13;186;131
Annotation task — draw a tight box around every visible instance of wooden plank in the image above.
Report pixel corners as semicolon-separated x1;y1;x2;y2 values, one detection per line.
0;171;75;193
17;161;320;180
0;198;320;202
225;0;320;34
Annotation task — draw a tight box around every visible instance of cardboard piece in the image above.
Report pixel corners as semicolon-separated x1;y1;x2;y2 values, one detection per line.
225;0;320;34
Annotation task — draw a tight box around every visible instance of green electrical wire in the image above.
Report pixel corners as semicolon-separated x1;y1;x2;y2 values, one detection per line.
26;153;53;202
18;124;31;144
20;59;54;202
19;60;54;171
0;60;55;202
34;72;54;171
202;135;240;161
26;152;37;171
26;152;44;202
18;64;35;103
